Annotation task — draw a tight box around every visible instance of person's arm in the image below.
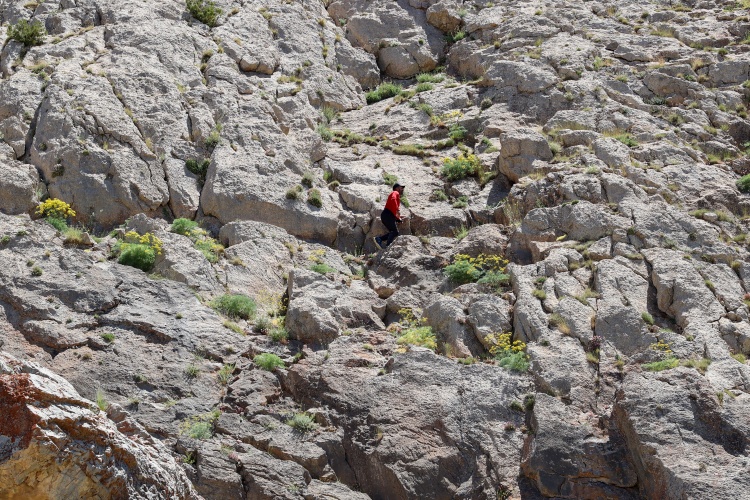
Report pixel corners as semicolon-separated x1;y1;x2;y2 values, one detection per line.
396;192;402;221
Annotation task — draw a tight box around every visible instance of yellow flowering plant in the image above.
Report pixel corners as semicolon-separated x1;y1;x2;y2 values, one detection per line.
36;198;76;219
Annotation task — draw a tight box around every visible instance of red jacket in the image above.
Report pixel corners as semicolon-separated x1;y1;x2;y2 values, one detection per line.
384;190;401;220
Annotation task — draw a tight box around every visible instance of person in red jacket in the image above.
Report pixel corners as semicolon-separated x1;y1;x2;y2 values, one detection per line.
374;183;405;249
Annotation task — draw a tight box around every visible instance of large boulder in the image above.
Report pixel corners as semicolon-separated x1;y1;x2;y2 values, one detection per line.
286;269;386;344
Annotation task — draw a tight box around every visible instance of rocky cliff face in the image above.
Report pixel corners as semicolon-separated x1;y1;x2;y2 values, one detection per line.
1;0;750;498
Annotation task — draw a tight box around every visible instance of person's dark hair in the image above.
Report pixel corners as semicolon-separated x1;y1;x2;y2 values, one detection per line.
393;183;404;190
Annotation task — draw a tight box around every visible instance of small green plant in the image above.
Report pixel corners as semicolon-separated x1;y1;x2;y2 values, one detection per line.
301;171;314;188
444;254;508;285
365;82;402;104
286;412;317;433
181;410;220;439
185;158;211;183
453;225;469;240
415;82;433;93
100;332;115;343
269;326;289;343
171;218;199;236
643;357;679;371
448;123;467;141
8;19;46;47
548;313;571;334
732;353;746;364
446;30;466;43
524;394;535;410
452;196;468;208
737;174;750;193
430;189;448;202
307;188;323;208
217;363;235;385
212;294;256;320
286;186;302;200
532;289;547;300
310;263;336;274
223;320;244;334
642;312;654;325
416;72;445;84
30;266;43;277
96;388;109;411
185;364;200;378
186;0;223;27
254;353;285;371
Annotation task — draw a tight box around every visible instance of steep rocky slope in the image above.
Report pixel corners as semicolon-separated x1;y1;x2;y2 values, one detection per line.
2;0;750;498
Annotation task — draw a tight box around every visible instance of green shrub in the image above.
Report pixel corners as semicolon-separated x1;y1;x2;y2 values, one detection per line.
382;172;398;185
223;320;243;334
452;196;468;208
185;364;200;378
186;0;223;27
212;293;257;320
444;254;508;285
532;289;547;300
737;174;750;193
286;412;317;433
448;123;467;141
205;131;220;149
444;259;482;283
62;227;85;245
397;326;437;351
317;124;333;141
365;82;402;104
642;312;654;325
310;263;336;274
441;153;481;181
446;30;466;43
643;357;679;371
187;421;212;439
96;388;109;411
100;332;115;343
180;410;220;440
430;189;448;201
185;158;210;181
171;218;199;236
8;19;46;47
477;271;510;288
118;244;156;272
453;225;469;240
270;326;289;343
286;187;301;200
497;351;530;372
301;171;314;188
307;188;323;207
392;143;427;157
254;352;285;371
47;217;67;232
415;82;433;93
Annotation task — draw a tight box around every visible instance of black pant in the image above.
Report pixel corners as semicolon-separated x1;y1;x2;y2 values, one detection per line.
380;209;399;246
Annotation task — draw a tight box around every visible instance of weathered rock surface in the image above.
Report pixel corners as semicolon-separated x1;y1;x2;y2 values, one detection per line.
0;352;200;499
2;0;750;497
